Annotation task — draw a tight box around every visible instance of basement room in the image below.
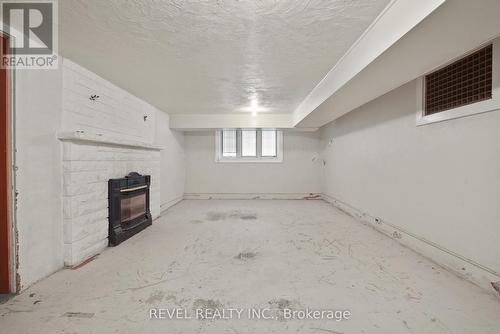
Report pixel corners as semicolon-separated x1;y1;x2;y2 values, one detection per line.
1;0;499;333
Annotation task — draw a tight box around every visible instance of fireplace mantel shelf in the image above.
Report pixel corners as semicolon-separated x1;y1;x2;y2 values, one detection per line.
58;131;163;150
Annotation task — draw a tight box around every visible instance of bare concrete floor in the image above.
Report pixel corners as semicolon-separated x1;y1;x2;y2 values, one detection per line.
1;200;499;333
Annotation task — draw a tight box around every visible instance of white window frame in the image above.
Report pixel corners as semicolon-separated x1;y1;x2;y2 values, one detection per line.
416;38;500;126
215;129;283;163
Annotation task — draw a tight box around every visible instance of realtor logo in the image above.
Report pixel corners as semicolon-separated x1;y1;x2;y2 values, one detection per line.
1;0;58;69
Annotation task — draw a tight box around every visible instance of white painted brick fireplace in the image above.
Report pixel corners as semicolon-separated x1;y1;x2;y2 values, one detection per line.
60;136;160;266
59;59;163;266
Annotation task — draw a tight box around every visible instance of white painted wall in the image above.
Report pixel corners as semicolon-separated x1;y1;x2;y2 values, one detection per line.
155;111;185;210
184;131;322;196
170;113;297;130
62;60;155;144
15;67;64;290
320;80;500;277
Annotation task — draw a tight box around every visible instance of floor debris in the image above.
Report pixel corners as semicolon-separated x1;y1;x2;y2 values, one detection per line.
145;290;166;305
491;282;500;296
192;298;224;318
62;312;95;318
310;328;343;334
71;255;99;270
235;252;257;260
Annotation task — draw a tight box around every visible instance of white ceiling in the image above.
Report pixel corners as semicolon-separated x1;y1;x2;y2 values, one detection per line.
60;0;390;116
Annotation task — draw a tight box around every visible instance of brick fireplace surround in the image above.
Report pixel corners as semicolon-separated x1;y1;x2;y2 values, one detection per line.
58;60;162;267
59;132;161;266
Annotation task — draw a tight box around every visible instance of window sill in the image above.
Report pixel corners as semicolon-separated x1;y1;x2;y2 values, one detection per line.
416;100;500;126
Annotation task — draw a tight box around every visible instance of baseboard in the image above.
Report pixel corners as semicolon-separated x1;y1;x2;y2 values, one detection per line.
321;193;500;297
159;196;183;215
183;193;322;200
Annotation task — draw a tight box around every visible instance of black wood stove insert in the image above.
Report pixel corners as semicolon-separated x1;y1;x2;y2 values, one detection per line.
108;172;152;246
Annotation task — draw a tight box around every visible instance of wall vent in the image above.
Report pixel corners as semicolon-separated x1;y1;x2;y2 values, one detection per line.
424;44;493;115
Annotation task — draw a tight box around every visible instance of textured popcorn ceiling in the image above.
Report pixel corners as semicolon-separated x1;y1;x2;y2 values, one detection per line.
59;0;390;114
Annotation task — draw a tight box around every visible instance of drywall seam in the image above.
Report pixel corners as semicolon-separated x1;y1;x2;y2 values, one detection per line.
321;193;500;295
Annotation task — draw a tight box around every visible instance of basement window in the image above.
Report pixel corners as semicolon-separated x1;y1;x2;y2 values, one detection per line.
222;129;237;157
241;130;257;157
216;129;283;163
417;40;500;125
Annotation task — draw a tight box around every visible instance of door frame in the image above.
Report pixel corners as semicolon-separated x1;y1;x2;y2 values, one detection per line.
0;31;18;294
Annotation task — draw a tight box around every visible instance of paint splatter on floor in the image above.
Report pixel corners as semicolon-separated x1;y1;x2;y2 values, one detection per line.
62;312;94;318
235;252;257;260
